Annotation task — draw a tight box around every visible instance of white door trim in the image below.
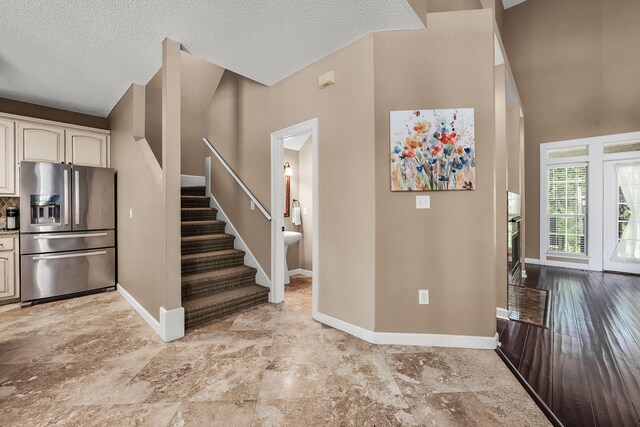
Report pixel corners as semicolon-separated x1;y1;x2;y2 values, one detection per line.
270;118;319;319
539;131;640;271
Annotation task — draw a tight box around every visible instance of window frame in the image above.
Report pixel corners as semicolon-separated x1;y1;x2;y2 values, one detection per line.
545;163;589;256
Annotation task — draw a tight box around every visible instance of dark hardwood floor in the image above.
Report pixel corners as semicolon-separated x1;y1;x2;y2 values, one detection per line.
498;264;640;427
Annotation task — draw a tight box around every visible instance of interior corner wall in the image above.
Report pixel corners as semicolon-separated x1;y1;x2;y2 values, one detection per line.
373;9;497;337
495;64;508;310
504;0;640;259
191;35;376;330
108;85;167;321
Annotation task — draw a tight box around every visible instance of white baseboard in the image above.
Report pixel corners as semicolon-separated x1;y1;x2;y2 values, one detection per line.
160;306;184;342
496;307;509;320
117;283;184;342
315;311;376;342
524;257;540;265
315;311;498;350
208;192;271;289
181;174;205;186
288;268;313;277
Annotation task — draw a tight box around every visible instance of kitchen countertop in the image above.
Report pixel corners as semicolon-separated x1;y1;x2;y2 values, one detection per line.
0;229;19;236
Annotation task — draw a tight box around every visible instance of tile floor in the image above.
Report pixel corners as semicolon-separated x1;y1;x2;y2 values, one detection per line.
0;276;550;426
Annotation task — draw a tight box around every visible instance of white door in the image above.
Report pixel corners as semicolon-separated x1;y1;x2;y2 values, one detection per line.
603;161;640;274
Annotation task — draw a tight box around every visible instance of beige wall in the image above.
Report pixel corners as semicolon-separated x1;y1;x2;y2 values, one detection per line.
0;97;108;129
145;70;162;165
188;35;377;330
108;85;166;320
284;148;300;269
180;52;225;176
298;138;314;271
504;0;640;258
373;9;497;336
108;38;184;320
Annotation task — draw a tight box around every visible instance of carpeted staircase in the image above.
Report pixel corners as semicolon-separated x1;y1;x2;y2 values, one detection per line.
181;186;270;328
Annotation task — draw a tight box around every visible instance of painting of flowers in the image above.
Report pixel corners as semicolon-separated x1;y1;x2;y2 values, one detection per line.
390;108;475;191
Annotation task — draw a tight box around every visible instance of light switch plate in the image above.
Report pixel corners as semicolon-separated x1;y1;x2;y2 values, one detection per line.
416;195;430;209
250;201;255;210
419;290;429;305
303;207;308;215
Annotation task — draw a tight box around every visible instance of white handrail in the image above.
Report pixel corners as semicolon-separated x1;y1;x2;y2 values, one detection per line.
202;138;272;221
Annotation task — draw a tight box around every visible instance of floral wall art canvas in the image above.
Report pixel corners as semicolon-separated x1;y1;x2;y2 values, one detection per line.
390;108;475;191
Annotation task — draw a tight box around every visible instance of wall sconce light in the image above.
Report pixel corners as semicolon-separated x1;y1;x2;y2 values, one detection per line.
284;162;292;176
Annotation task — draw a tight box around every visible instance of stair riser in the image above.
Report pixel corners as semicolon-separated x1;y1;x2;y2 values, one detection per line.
181;210;218;221
182;254;245;275
185;295;269;328
182;223;225;236
181;187;206;196
182;274;257;300
181;199;210;208
181;238;235;254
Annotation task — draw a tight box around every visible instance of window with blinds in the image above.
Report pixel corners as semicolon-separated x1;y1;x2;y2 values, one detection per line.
547;165;588;254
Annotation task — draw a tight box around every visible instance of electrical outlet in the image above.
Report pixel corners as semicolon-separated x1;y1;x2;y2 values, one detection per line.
416;196;430;209
250;201;255;210
129;208;133;218
419;290;429;305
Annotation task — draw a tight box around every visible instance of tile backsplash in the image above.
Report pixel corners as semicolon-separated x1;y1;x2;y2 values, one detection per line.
0;197;20;229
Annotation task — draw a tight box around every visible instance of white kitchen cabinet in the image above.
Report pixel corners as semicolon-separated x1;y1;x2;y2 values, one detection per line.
17;122;65;164
0;119;16;195
0;236;19;303
65;129;109;167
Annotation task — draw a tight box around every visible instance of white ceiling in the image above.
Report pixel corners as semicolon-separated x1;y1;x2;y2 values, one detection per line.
283;131;312;151
502;0;527;9
0;1;423;117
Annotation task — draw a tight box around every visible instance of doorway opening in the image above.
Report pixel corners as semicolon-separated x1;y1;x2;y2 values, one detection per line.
270;119;319;319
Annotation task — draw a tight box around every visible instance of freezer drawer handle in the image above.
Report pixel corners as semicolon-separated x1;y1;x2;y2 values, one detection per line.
64;169;70;225
74;170;80;225
33;250;107;261
33;232;109;240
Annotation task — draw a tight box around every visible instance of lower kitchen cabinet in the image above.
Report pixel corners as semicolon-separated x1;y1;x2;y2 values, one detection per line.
0;235;19;303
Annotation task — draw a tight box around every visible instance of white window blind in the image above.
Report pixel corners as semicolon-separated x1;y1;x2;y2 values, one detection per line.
547;165;588;254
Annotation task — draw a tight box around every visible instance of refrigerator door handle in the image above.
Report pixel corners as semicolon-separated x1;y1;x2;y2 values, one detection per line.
74;170;80;225
33;232;109;240
33;250;107;261
63;169;70;225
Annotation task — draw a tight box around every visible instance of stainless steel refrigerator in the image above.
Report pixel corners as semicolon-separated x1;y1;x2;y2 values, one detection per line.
20;161;116;303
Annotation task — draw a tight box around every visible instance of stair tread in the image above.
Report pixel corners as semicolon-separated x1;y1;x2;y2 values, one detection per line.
181;248;244;261
182;234;234;242
181;195;209;199
183;284;269;309
181;220;225;225
181;207;216;211
182;265;256;283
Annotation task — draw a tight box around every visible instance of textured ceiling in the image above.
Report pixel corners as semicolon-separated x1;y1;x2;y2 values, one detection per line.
0;1;423;117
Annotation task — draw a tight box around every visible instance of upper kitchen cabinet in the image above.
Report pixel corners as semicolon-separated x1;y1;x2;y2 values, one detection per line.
65;130;108;167
0;118;16;195
17;122;65;164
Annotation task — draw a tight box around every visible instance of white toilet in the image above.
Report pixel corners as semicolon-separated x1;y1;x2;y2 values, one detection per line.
283;231;302;284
